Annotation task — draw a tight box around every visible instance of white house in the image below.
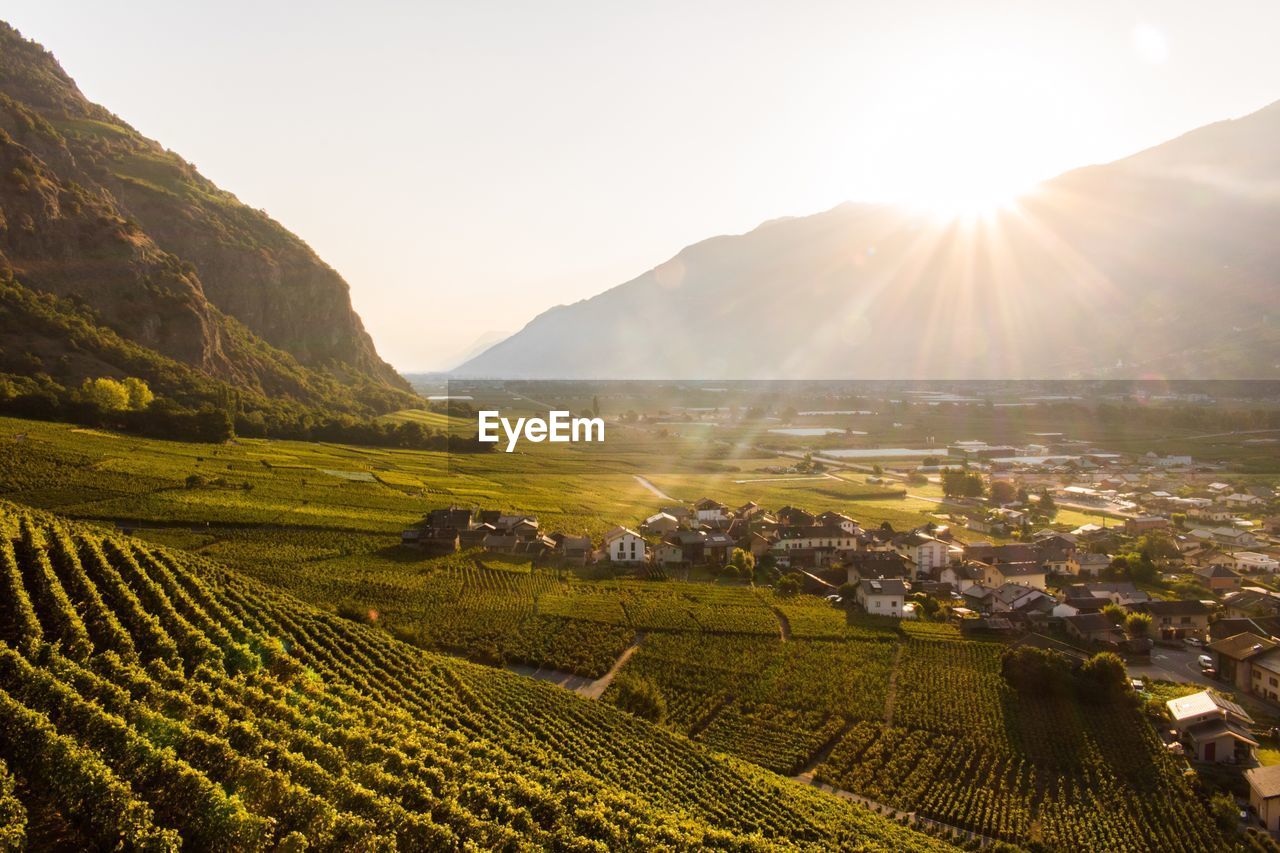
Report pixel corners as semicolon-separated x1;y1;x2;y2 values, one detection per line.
694;498;728;524
604;526;647;564
1233;552;1280;574
641;512;680;535
855;578;906;617
893;531;950;578
1166;690;1257;763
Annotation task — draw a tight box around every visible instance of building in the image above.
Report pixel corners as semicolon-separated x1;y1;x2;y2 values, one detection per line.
1246;765;1280;832
1233;552;1280;574
816;511;859;534
892;531;950;578
1165;690;1257;763
855;578;906;617
846;551;910;584
694;498;729;524
1194;564;1242;593
604;526;647;564
977;560;1047;591
1073;552;1111;578
1125;516;1170;536
1063;613;1124;645
641;512;680;535
1206;633;1280;701
1131;600;1213;641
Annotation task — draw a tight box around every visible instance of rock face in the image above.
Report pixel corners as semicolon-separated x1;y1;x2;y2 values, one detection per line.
0;21;409;402
458;101;1280;380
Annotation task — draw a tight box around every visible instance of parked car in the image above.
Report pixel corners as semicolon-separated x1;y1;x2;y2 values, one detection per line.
1183;636;1203;648
1199;654;1214;669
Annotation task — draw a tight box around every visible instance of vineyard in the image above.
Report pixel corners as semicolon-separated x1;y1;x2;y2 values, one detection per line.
813;637;1234;850
0;501;953;850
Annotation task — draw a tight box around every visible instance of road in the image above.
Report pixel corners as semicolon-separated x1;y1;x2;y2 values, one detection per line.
633;475;676;502
1127;644;1216;687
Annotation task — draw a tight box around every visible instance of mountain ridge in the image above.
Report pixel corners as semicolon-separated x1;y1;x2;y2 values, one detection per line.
0;21;413;418
458;104;1280;380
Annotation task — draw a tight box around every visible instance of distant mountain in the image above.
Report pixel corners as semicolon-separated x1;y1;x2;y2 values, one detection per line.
0;22;413;414
458;100;1280;379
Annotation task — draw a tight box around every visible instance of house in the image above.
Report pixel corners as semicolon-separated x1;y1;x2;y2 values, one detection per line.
604;527;647;565
427;506;474;529
892;531;950;578
936;561;985;593
641;512;680;535
1194;564;1241;592
1210;617;1280;644
659;505;693;525
961;584;998;613
513;535;556;558
855;578;906;617
1246;765;1280;832
482;533;519;554
422;527;461;553
1222;589;1280;620
655;540;684;566
669;530;707;564
777;525;859;552
1223;493;1265;509
1131;600;1213;641
1073;552;1111;578
1125;516;1170;536
744;531;776;560
817;511;859;533
776;506;817;528
1052;596;1108;618
1078;582;1150;607
1063;613;1124;646
557;535;594;565
694;498;729;524
976;560;1047;591
734;501;764;521
703;531;736;566
1233;552;1280;574
846;551;910;583
1166;690;1257;763
992;583;1054;616
1206;633;1280;697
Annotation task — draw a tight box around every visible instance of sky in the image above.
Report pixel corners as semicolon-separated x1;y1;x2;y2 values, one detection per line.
6;1;1280;371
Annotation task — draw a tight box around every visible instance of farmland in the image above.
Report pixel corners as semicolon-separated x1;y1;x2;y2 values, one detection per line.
0;501;951;850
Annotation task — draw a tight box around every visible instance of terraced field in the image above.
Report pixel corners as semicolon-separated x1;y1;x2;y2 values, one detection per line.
0;502;954;851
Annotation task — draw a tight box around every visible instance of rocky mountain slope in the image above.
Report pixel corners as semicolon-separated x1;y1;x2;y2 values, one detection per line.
0;21;411;412
458;101;1280;379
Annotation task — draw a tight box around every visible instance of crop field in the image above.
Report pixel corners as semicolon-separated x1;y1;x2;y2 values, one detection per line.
0;501;951;851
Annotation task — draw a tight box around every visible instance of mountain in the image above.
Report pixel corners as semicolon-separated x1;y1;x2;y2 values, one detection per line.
458;101;1280;379
0;22;413;416
0;501;951;851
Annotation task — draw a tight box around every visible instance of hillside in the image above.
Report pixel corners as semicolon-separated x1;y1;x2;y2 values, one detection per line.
0;22;413;418
457;100;1280;380
0;500;955;850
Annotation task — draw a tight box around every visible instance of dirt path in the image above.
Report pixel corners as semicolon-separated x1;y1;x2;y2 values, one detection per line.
576;633;644;699
508;633;645;700
793;719;855;781
633;476;676;502
772;607;792;642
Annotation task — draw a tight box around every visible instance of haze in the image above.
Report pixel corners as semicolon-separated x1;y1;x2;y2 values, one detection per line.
6;1;1280;370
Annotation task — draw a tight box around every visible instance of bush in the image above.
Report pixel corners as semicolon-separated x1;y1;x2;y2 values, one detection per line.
612;674;667;723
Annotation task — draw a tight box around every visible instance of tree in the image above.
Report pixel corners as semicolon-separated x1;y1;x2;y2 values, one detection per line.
989;480;1017;505
122;377;154;410
612;674;667;723
729;547;755;578
1102;603;1126;625
80;377;130;411
1000;647;1072;694
1077;652;1128;703
837;582;858;605
775;574;802;596
591;395;600;417
1038;490;1058;518
1209;792;1238;833
1125;611;1152;638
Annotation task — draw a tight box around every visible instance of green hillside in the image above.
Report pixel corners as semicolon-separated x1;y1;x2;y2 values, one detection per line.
0;500;955;850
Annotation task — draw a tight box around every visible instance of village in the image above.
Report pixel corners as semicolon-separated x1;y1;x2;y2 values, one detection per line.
403;431;1280;830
